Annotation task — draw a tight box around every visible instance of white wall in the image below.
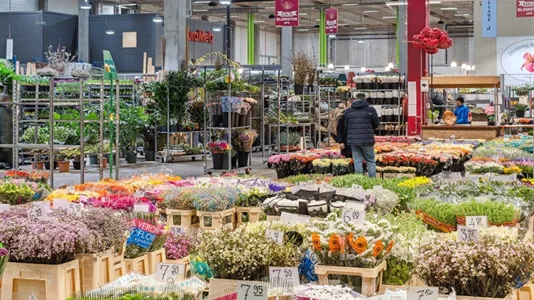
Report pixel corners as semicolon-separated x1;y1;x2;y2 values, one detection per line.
47;0;78;14
0;0;37;12
293;32;319;63
233;25;280;65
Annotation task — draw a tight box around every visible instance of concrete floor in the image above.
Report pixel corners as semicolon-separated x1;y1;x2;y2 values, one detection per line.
21;153;276;188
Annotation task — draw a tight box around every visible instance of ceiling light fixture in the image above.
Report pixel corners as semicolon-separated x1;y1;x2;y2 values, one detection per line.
153;14;163;22
388;62;394;69
213;27;222;32
344;65;350;70
361;66;366;72
328;63;334;69
429;0;442;3
300;13;308;15
220;0;231;5
357;40;365;43
385;1;406;6
297;29;309;31
353;27;367;30
363;10;378;13
461;63;467;69
192;9;208;12
329;34;336;38
106;29;115;35
383;16;396;19
80;0;92;10
454;13;470;16
440;7;457;10
254;20;265;23
341;3;359;6
450;61;457;67
194;0;211;3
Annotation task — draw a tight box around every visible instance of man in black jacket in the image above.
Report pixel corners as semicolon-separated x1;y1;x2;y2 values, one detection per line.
336;93;380;177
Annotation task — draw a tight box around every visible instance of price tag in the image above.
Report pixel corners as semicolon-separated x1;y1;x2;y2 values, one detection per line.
133;203;150;213
170;227;183;236
266;229;283;245
269;267;299;288
280;212;298;225
407;287;438;300
342;202;366;226
69;203;83;217
298;215;311;224
53;198;69;211
237;281;268;300
457;225;479;243
154;263;185;283
0;203;10;212
466;216;488;228
28;202;49;221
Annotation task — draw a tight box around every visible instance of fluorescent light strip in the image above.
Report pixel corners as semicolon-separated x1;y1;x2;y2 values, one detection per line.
341;3;359;6
353;27;367;30
193;9;208;12
440;7;457;10
194;0;211;3
454;13;470;16
383;16;396;19
363;10;378;13
254;20;265;23
385;1;406;6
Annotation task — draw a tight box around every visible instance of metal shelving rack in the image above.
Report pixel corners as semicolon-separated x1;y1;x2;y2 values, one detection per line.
0;78;109;187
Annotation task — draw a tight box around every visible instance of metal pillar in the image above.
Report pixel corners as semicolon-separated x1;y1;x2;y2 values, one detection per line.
319;9;326;67
164;0;187;70
78;0;90;63
397;6;407;75
247;12;255;65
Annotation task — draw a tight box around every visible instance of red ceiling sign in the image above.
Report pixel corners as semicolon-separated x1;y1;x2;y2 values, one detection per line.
325;8;338;34
188;30;214;44
517;0;534;17
275;0;299;27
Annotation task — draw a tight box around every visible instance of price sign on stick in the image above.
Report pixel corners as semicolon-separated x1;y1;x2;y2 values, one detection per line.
69;203;83;217
28;202;49;221
133;203;150;213
0;204;10;212
269;267;299;288
266;229;283;245
154;263;185;283
407;287;438;300
342;202;365;226
466;216;488;228
457;225;479;243
53;198;69;211
237;281;268;300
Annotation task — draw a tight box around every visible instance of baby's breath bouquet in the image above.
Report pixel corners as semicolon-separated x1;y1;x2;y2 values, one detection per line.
192;224;301;281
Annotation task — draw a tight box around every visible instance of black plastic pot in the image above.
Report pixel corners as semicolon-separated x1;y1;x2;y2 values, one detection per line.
517;110;525;117
212;115;222;127
276;169;288;179
212;154;224;169
372;82;380;89
231;155;237;168
44;161;57;170
382;82;391;89
363;82;372;89
89;155;98;165
125;151;137;164
294;84;304;95
222;114;229;127
73;161;86;170
238;114;248;127
391;82;400;89
237;151;249;168
145;150;156;161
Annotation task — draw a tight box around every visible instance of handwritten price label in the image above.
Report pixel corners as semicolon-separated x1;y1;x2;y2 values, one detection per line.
69;203;83;217
266;229;283;245
133;203;150;213
342;202;365;226
28;202;49;221
170;227;183;236
407;287;438;300
53;198;69;211
269;267;299;287
457;225;479;243
154;263;185;283
466;216;487;228
237;282;268;300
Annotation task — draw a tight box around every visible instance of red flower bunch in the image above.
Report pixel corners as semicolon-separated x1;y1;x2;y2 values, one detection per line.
412;27;453;54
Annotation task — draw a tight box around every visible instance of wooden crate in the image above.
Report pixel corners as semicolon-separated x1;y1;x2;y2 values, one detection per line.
315;261;387;297
378;277;423;294
1;259;81;300
146;248;166;274
125;254;149;275
196;208;235;230
235;207;263;224
164;209;199;228
112;242;126;280
78;248;114;292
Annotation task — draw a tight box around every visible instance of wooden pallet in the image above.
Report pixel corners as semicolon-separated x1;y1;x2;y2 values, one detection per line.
125;254;149;275
235;207;263;224
196;208;235;230
1;259;81;300
78;248;114;292
164;209;199;228
146;248;166;274
315;261;386;297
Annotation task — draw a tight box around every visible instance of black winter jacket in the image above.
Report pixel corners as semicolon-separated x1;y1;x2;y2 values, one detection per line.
336;100;380;146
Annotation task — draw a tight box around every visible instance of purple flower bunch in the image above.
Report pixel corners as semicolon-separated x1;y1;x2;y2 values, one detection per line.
79;207;129;253
165;232;194;260
0;247;7;257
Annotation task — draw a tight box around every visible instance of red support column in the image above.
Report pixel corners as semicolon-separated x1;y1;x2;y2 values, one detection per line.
407;0;429;136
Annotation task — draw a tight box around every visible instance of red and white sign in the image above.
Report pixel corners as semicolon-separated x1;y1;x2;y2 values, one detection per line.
188;30;214;44
325;8;338;34
275;0;299;27
517;0;534;17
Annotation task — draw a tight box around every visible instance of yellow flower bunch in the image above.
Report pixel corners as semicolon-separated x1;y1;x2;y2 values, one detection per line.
504;166;522;174
397;177;431;188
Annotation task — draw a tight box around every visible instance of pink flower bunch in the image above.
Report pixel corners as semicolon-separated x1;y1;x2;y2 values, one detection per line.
268;154;294;165
165;232;194;260
84;194;156;212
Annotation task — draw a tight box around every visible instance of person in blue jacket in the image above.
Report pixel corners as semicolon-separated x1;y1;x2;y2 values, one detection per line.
454;97;469;124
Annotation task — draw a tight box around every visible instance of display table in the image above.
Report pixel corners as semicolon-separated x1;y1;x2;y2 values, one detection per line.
422;125;500;140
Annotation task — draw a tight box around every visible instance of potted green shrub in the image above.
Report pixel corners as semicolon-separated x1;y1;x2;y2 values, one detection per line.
516;104;527;117
119;105;149;164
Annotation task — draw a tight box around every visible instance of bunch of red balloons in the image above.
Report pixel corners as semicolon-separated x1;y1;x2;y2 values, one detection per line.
412;27;453;54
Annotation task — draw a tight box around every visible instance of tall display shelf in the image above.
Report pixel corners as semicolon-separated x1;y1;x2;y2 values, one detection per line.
0;78;108;187
203;66;254;174
351;73;406;136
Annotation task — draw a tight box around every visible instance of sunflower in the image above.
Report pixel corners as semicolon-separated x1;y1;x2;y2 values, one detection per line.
328;234;343;253
385;240;394;255
311;233;322;251
373;240;384;257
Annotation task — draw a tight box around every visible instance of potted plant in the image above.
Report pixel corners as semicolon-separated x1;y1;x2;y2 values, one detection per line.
516;104;527;117
207;141;231;170
56;153;70;173
513;84;532;97
231;130;258;168
119;105;149;164
141;114;157;162
291;52;316;95
336;86;350;101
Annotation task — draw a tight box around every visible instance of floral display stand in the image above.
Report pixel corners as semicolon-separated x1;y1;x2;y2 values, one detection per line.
164;209;198;228
315;261;387;297
1;259;81;300
112;243;127;280
196;208;235;230
146;248;166;274
124;254;149;275
235;206;263;224
78;248;114;292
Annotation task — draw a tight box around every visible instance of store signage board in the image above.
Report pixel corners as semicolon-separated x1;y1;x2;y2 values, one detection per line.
421;79;429;93
187;30;214;44
497;37;534;84
325;8;338;34
275;0;299;27
481;0;496;38
517;0;534;17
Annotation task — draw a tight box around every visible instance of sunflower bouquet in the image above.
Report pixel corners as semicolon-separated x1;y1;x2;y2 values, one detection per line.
309;212;394;269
